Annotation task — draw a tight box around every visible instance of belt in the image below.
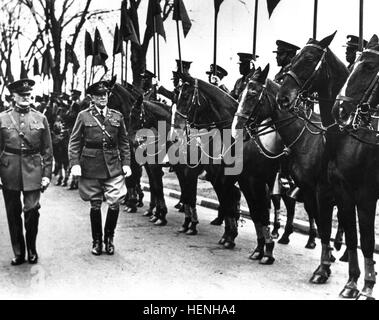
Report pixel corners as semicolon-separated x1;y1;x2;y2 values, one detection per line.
85;142;116;150
4;146;40;155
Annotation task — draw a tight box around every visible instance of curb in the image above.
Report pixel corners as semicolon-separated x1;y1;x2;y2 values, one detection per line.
141;184;379;254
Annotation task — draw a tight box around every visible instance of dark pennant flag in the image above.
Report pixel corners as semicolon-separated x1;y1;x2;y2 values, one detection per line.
172;0;192;37
267;0;281;18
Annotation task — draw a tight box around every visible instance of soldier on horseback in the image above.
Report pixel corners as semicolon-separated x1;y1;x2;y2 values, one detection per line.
206;64;230;94
343;35;368;71
273;40;300;84
230;53;256;100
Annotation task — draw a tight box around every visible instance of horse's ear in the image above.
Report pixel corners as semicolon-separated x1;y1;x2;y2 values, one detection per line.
257;64;270;83
319;31;337;48
367;35;379;49
108;75;117;88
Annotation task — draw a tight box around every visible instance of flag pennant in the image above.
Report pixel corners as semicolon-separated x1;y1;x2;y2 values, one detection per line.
65;42;80;74
120;0;140;45
214;0;224;14
41;46;55;78
33;58;40;76
172;0;192;37
85;30;94;57
142;0;166;53
113;24;123;55
267;0;281;18
20;61;28;79
93;28;108;70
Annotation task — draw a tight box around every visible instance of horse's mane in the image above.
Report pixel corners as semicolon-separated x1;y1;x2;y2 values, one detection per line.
196;79;238;111
144;100;171;120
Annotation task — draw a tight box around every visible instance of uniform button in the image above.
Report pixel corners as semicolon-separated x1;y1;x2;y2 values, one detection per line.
20;123;25;127
21;114;24;117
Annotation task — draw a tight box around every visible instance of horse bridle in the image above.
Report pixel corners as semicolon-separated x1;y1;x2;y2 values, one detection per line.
175;79;234;130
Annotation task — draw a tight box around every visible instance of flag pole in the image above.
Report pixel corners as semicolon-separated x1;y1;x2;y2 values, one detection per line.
125;41;128;84
84;57;87;94
71;66;75;91
112;54;115;78
213;3;219;75
121;47;124;84
157;30;161;81
253;0;259;59
176;20;183;73
153;17;157;77
359;0;364;51
313;0;318;39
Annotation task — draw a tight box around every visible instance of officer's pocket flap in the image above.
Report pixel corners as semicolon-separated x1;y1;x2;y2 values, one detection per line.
81;148;97;158
109;119;121;127
30;122;44;130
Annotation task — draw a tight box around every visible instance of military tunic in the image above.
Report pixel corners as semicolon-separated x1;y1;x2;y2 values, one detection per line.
0;107;53;191
69;106;130;180
230;75;249;101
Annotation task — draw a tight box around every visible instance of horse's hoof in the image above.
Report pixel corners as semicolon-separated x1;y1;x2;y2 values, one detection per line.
137;201;144;208
143;211;153;217
185;229;198;236
178;227;189;233
339;287;360;299
223;241;235;250
310;273;328;284
249;250;264;261
259;256;275;265
149;216;159;223
218;238;226;245
126;207;137;213
154;219;167;226
278;236;290;245
271;229;280;239
305;241;316;249
330;254;336;263
356;293;375;301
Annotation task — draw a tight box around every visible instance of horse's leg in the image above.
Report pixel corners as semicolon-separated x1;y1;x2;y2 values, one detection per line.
310;183;335;284
173;165;185;212
278;194;296;245
302;191;319;250
356;195;376;300
151;165;168;226
271;194;281;239
334;221;344;251
143;164;156;217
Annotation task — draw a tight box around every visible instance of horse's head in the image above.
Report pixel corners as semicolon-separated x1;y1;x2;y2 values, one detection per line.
232;65;274;139
333;35;379;127
277;31;338;109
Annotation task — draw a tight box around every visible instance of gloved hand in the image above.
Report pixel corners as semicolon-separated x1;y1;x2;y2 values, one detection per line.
123;165;132;178
41;177;50;193
71;165;82;177
0;177;3;189
152;78;160;87
210;75;220;85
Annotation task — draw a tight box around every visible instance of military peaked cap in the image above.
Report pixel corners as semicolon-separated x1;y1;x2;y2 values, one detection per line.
273;40;300;53
237;52;258;63
71;89;82;97
176;59;192;71
344;35;368;49
206;64;228;79
87;81;111;95
141;70;156;80
7;79;35;95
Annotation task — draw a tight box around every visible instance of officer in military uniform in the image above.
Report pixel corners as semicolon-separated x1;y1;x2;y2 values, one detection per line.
344;35;368;71
68;81;131;256
157;60;192;103
0;79;53;265
230;53;256;101
273;40;300;84
206;64;230;93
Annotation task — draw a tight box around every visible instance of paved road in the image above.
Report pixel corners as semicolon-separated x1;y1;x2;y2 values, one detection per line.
0;184;377;300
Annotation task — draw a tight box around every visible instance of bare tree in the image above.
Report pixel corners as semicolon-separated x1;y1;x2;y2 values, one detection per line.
18;0;93;93
0;0;22;95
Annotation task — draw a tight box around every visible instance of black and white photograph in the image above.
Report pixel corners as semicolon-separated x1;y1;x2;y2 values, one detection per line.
0;0;378;306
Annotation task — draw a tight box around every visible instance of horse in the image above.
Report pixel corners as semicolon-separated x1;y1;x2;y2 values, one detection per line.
108;83;145;211
173;75;296;264
232;65;327;249
277;33;366;297
323;35;379;300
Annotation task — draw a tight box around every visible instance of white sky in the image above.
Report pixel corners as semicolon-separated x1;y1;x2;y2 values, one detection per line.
8;0;379;93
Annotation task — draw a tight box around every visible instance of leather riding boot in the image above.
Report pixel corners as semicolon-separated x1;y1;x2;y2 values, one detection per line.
104;207;119;255
62;176;68;187
126;187;137;213
186;207;199;235
136;184;144;207
25;209;40;264
55;175;63;186
90;209;103;255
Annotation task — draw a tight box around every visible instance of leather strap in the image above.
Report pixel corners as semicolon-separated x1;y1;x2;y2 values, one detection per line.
90;110;115;145
7;112;35;149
